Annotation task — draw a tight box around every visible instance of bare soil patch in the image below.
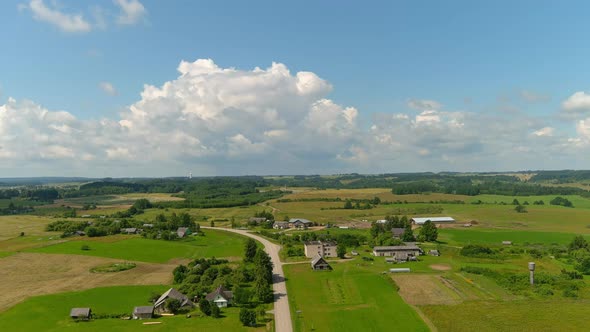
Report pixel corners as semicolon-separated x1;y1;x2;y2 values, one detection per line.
392;275;462;305
430;264;452;271
0;253;174;312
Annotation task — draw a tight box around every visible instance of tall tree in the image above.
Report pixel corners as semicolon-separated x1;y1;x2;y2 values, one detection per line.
244;238;257;262
254;249;273;283
254;275;274;303
210;302;221;318
401;225;416;242
199;298;211;316
337;244;346;258
419;220;438;242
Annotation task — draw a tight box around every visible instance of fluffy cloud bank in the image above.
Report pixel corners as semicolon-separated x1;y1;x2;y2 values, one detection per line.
2;59;590;176
0;59;359;175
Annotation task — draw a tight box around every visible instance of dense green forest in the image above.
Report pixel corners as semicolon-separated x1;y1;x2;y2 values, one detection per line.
2;171;590;212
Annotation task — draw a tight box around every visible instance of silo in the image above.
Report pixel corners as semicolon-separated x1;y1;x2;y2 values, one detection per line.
528;262;535;285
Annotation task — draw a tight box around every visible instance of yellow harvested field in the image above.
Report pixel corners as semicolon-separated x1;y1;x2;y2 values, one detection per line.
119;193;185;202
0;253;175;312
0;215;55;241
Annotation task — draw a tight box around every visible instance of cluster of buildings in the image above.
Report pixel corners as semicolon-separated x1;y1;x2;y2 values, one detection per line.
69;286;233;321
273;218;313;230
303;240;336;271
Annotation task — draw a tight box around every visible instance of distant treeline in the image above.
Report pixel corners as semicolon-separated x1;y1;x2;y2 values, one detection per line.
61;177;286;209
392;179;590;197
530;170;590;183
0;188;59;201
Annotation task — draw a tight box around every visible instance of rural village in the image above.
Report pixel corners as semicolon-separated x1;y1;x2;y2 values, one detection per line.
2;172;590;331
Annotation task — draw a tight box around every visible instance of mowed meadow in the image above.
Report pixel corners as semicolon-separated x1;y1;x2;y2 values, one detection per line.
284;262;429;332
27;230;246;263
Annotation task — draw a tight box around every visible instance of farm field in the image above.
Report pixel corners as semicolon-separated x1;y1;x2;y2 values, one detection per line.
0;215;56;241
27;230;246;263
438;228;589;246
0;253;174;312
4;186;590;331
421;299;590;332
57;193;185;207
284;262;429;332
0;285;266;332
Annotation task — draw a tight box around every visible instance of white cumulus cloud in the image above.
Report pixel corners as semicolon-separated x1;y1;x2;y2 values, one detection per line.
562;91;590;115
4;59;590;176
99;82;118;96
25;0;92;33
114;0;147;25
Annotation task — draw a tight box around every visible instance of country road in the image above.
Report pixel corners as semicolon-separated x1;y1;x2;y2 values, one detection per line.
202;227;293;332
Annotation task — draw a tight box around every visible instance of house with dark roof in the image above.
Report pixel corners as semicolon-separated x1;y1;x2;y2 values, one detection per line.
311;255;332;271
373;244;422;262
154;288;194;313
133;306;154;319
205;285;234;308
289;218;313;229
70;308;91;320
273;221;290;230
249;217;267;224
391;228;405;239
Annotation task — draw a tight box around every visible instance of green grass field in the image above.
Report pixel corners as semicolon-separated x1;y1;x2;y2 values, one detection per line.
0;285;266;332
421;299;590;332
284;262;429;332
27;230;247;263
438;228;586;246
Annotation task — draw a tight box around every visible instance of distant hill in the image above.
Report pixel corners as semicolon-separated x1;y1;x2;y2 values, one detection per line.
0;177;95;186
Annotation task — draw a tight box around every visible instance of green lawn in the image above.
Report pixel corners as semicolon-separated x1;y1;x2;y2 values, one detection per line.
284;262;429;332
27;229;247;263
0;285;266;332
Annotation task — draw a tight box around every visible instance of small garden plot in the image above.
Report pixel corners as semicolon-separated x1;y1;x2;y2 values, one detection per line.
90;262;136;273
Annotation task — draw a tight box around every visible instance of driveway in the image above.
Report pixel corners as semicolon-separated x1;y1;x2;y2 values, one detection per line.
202;226;293;332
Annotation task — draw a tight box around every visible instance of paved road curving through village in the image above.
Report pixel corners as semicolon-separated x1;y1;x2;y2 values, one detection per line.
202;226;293;332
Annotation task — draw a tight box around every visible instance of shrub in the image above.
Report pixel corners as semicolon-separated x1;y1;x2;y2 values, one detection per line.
210;302;221;318
460;244;494;257
529;249;543;259
534;285;554;296
81;244;90;251
239;308;256;327
199;298;211;316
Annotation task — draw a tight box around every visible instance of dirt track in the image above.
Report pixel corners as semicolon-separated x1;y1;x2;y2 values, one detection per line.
0;253;175;312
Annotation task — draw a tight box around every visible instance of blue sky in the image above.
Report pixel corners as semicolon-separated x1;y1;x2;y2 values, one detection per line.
2;1;590;176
